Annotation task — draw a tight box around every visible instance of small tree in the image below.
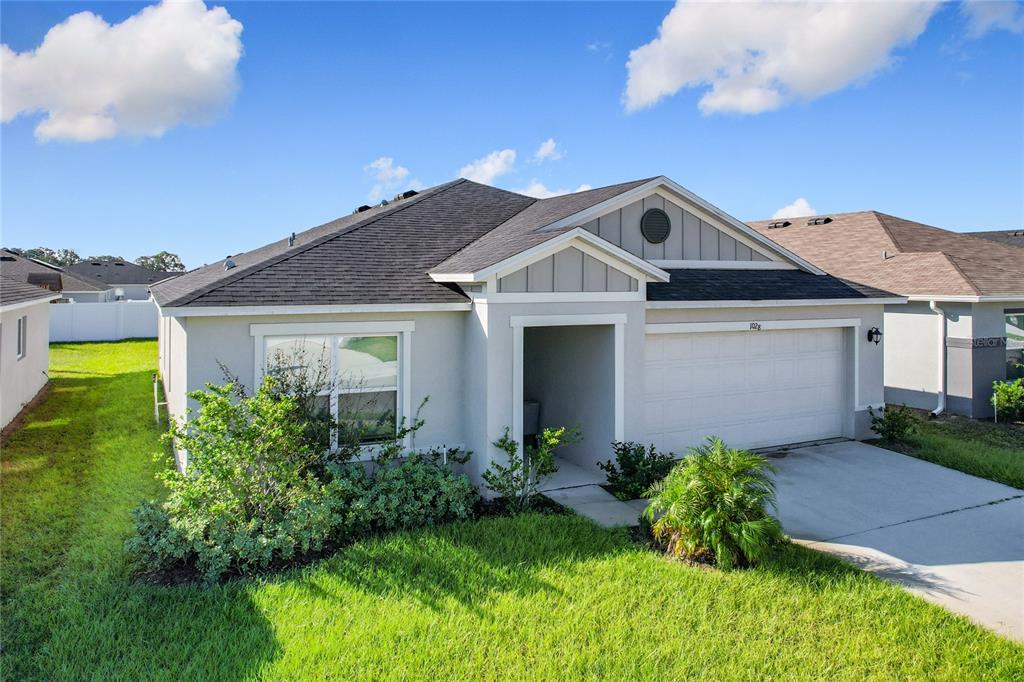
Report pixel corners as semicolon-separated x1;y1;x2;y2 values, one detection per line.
992;378;1024;422
483;426;580;512
136;251;185;272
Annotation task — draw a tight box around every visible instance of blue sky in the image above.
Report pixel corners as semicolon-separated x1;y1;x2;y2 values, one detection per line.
2;1;1022;269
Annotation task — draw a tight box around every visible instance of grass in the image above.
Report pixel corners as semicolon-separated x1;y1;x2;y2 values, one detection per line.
2;341;1022;680
874;411;1024;490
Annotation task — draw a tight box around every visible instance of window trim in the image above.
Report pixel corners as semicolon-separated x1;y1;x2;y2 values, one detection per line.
16;315;27;360
251;321;414;451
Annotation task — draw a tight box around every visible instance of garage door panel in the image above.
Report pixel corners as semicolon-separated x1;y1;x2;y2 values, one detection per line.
645;328;847;453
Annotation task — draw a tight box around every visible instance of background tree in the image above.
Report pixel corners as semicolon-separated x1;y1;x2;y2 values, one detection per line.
21;247;82;267
135;251;185;272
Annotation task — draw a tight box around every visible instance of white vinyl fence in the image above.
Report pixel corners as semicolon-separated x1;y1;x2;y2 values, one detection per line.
50;300;158;342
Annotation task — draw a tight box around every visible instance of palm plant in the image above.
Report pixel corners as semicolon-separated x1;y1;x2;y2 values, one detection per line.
643;437;785;569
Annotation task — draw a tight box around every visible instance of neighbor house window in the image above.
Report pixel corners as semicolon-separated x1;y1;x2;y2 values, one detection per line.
16;316;27;359
263;332;400;445
1007;311;1024;380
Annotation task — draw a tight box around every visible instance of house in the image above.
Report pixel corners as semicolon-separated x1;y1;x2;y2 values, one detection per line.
749;212;1024;418
968;230;1024;248
0;248;108;301
67;258;176;300
151;177;901;481
0;275;59;429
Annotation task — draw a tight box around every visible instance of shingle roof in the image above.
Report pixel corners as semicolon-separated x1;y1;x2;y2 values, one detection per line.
0;274;57;307
968;230;1024;248
647;269;894;302
152;180;535;307
0;249;104;292
430;178;654;274
748;211;1024;297
67;259;175;286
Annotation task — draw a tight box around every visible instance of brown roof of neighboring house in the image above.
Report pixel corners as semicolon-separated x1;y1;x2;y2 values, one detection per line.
748;211;1024;297
0;249;105;292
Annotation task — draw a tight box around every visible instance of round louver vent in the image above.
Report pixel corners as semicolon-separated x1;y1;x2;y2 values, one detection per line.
640;208;671;244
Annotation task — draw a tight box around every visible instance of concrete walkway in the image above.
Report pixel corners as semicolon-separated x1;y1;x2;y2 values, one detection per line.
771;441;1024;641
543;484;642;528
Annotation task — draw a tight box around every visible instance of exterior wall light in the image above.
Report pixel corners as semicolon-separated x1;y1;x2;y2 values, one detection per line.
867;327;883;345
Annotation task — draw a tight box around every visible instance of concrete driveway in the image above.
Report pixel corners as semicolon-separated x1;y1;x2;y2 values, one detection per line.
770;441;1023;641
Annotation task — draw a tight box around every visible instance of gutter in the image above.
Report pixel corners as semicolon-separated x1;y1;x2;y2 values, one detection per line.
929;300;946;416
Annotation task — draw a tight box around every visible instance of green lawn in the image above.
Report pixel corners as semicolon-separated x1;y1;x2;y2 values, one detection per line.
875;412;1024;490
2;341;1021;680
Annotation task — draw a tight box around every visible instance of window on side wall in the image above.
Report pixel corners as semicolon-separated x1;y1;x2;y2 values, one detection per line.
16;316;27;359
263;333;400;446
1007;311;1024;380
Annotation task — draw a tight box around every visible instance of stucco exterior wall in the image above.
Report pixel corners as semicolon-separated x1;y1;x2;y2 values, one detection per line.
0;300;51;428
884;301;941;411
175;311;469;455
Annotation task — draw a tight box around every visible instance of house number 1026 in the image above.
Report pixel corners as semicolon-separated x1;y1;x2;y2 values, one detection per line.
749;322;762;331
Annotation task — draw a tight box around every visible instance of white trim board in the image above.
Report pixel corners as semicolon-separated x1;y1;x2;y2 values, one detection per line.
649;259;796;270
535;176;824;275
510;313;628;328
158;302;470;318
644;318;860;335
0;294;61;314
647;297;906;309
905;295;1024;304
430;228;670;285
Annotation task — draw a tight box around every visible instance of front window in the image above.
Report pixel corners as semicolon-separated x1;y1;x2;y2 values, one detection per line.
1007;311;1024;380
263;333;400;445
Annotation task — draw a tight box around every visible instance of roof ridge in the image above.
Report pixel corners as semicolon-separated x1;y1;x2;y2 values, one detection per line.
869;211;906;254
427;196;541;273
167;180;467;306
938;251;982;295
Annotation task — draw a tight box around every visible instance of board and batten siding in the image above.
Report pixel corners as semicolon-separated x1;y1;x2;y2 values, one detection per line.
497;246;638;293
580;195;770;262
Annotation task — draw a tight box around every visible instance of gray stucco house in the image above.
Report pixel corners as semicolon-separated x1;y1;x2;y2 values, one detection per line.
750;212;1024;418
152;177;900;483
0;275;59;429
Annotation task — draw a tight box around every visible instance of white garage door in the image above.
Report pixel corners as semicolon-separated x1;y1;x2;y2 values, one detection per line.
644;328;847;453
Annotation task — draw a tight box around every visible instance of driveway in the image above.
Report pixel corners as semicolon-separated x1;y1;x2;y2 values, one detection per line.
771;441;1023;641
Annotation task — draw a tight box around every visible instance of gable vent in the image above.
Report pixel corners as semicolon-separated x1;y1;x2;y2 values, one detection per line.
807;217;833;226
640;208;672;244
767;220;791;229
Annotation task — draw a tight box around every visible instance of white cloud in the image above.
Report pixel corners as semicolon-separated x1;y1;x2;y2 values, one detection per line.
458;149;516;184
586;41;611;52
962;0;1024;37
624;1;937;115
1;0;243;142
515;180;592;199
365;157;419;202
772;198;817;220
534;138;562;162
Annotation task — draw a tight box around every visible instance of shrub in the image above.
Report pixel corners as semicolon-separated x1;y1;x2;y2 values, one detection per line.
126;376;476;583
992;379;1024;422
644;437;785;569
598;442;675;501
869;404;917;442
483;426;580;512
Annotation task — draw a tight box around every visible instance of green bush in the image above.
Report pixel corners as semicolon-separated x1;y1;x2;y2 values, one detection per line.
644;437;785;569
992;378;1024;422
869;404;917;443
483;426;580;512
125;376;475;583
598;442;675;501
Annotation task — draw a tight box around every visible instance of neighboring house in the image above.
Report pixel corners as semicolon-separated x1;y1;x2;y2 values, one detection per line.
67;258;176;300
749;212;1024;418
0;248;107;301
152;177;901;481
968;229;1024;248
0;275;59;428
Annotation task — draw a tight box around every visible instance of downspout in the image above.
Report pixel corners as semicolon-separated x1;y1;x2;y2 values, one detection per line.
929;300;946;415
